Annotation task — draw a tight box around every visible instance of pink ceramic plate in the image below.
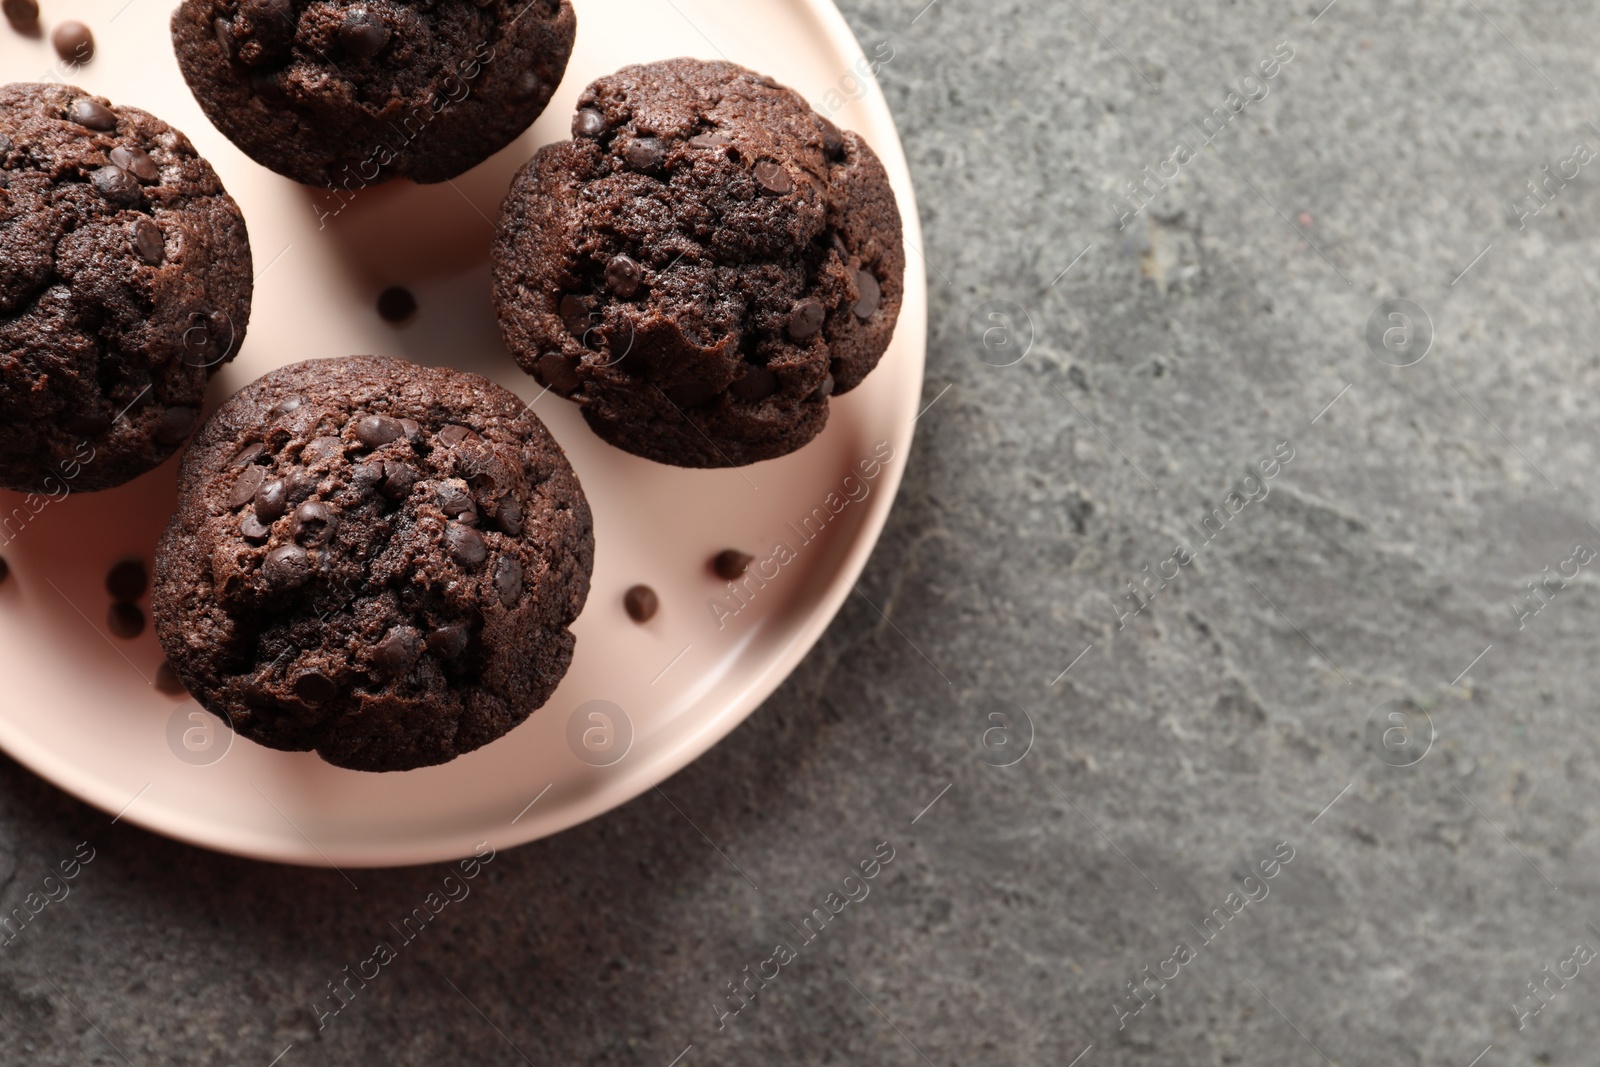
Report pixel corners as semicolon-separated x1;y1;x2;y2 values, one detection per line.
0;0;925;866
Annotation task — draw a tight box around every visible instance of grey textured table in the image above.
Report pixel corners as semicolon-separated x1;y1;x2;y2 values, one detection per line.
4;1;1599;1063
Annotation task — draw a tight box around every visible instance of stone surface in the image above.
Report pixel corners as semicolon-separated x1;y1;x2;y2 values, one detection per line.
4;0;1600;1063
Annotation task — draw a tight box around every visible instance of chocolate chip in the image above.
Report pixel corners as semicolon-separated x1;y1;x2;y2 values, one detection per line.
559;294;592;336
377;286;416;322
713;549;754;580
290;500;335;545
254;478;288;522
787;298;825;341
89;165;139;206
537;352;581;394
372;626;421;678
130;218;164;264
399;418;420;440
689;131;731;149
292;670;337;704
107;602;145;639
354;414;404;447
107;146;158;187
810;372;835;401
665;381;716;409
240;511;270;542
493;556;523;607
496;496;523;536
817;115;845;158
0;556;9;585
3;0;39;31
263;543;311;589
625;137;665;170
439;485;476;521
155;660;187;695
106;558;148;602
624;584;658;623
436;424;480;447
380;460;416;499
338;7;389;57
283;468;319;503
300;436;344;464
353;459;385;492
754;160;792;194
606;254;643;298
231;442;268;467
228;464;267;508
729;365;778;403
154;406;197;445
446;522;486;565
269;396;303;418
573;107;606;137
426;624;469;659
854;270;882;319
53;22;94;64
213;16;233;56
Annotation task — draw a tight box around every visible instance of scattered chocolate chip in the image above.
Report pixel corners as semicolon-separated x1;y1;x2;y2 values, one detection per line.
154;406;198;445
436;424;480;447
269;396;303;418
817;115;845;158
0;556;9;585
754;160;792;194
606;254;643;298
665;381;716;409
713;549;754;580
372;626;421;677
810;372;835;401
254;478;288;522
426;624;469;659
854;270;881;319
263;543;311;589
2;0;39;32
496;496;523;536
109;144;159;182
154;660;187;695
107;602;145;639
625;137;665;170
787;298;825;341
240;511;270;541
446;522;486;565
230;442;268;467
91;164;141;206
106;558;147;602
537;352;581;394
292;670;337;704
354;414;404;447
228;464;267;508
52;22;94;64
624;584;658;623
573;107;606;137
130;218;164;264
380;460;416;499
493;556;523;607
338;7;388;57
688;131;731;149
729;365;778;403
290;500;335;545
376;285;416;322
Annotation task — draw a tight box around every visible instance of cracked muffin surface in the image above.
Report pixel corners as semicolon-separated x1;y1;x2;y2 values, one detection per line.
491;58;904;468
153;356;593;773
0;82;252;493
172;0;576;186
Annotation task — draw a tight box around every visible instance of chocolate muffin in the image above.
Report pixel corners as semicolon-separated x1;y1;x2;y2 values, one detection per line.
491;59;904;467
0;83;252;493
152;356;593;772
171;0;576;187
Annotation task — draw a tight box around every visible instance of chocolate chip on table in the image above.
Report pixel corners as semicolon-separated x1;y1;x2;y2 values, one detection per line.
292;670;337;704
106;558;148;602
337;7;388;57
372;626;421;677
624;584;658;623
2;0;39;32
426;624;469;659
52;21;94;63
228;464;266;507
854;270;882;319
787;298;825;341
753;160;792;194
605;254;643;298
154;660;187;695
130;218;164;264
573;107;606;138
496;496;523;536
712;549;753;581
254;478;288;522
67;97;113;131
109;144;158;182
0;556;9;586
625;137;665;170
289;500;335;545
816;114;845;158
107;602;145;639
154;406;198;445
537;352;581;394
376;286;416;322
446;521;486;565
728;365;778;403
263;543;311;589
492;556;522;607
353;414;404;447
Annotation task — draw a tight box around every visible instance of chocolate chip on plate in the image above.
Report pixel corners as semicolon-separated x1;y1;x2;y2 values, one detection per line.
3;0;39;32
52;21;94;64
106;558;148;602
107;602;145;639
624;584;658;622
377;285;416;322
155;660;188;695
713;549;753;580
0;556;9;586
